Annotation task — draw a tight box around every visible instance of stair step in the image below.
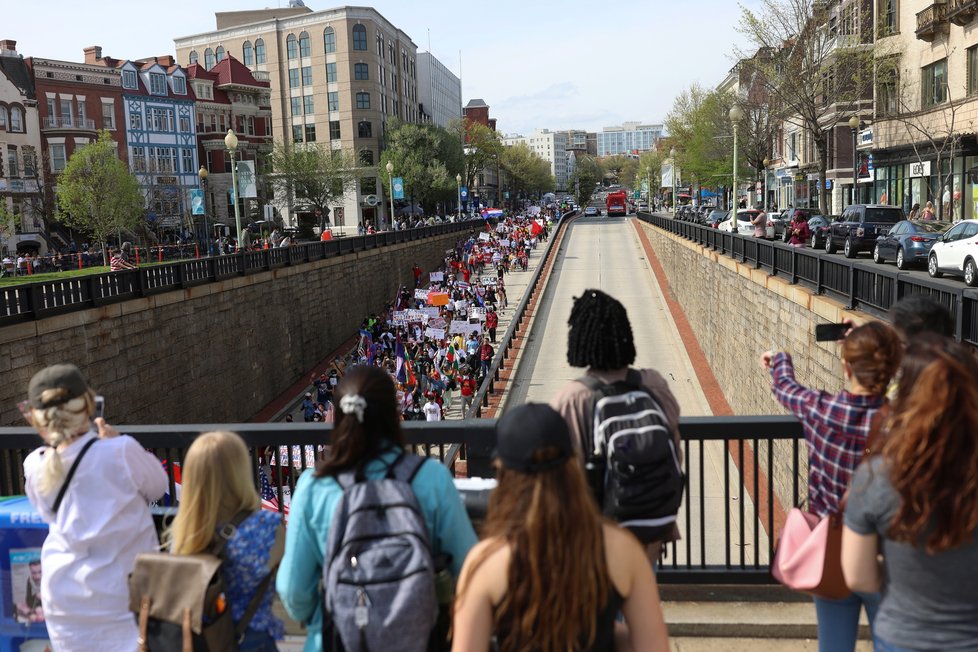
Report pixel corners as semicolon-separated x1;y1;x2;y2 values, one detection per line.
663;600;870;640
670;637;873;651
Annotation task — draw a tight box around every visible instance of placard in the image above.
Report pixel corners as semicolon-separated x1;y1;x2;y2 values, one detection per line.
425;327;446;340
480;276;497;286
500;239;510;247
405;309;428;323
421;307;441;318
429;271;444;282
414;288;429;301
478;232;491;241
449;321;482;335
470;307;487;322
428;292;450;306
428;317;447;329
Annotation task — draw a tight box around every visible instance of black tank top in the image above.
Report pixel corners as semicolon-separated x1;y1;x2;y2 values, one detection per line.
494;585;625;651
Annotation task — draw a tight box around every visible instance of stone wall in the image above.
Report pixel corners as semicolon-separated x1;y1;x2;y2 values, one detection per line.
0;232;463;425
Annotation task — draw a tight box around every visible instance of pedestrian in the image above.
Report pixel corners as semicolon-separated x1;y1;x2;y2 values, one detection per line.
921;201;936;220
788;212;811;247
485;306;498;343
907;203;920;220
451;403;670;652
167;431;285;651
760;322;903;652
276;366;477;651
423;394;442;421
459;371;477;416
21;364;168;651
479;338;494;380
751;204;768;238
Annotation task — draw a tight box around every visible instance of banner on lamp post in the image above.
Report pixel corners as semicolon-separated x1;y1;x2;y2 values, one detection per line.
190;189;205;215
392;177;405;200
237;160;257;198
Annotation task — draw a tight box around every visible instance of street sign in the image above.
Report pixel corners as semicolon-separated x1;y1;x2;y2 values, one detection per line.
364;194;379;206
633;191;641;199
460;186;469;200
392;177;405;200
190;189;204;215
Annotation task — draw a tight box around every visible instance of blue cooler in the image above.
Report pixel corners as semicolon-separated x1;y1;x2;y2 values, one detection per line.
0;497;50;651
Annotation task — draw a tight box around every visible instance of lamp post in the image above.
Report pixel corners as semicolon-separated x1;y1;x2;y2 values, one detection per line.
197;166;210;256
763;158;770;212
729;105;744;222
224;129;243;252
386;161;395;225
456;173;462;221
670;147;677;215
849;115;860;206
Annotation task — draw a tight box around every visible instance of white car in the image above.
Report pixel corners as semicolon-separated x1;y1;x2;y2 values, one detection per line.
584;206;599;216
927;219;978;286
718;209;760;235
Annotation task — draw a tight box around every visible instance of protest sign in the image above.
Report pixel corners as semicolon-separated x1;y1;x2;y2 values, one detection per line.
478;232;490;241
470;307;487;322
414;288;429;301
421;307;441;318
500;239;510;247
430;271;444;283
480;276;497;286
428;292;450;306
428;317;447;329
449;321;482;335
425;327;446;340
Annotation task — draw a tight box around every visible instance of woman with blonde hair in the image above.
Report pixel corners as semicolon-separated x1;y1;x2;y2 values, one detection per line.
168;430;285;651
451;403;669;652
22;364;167;651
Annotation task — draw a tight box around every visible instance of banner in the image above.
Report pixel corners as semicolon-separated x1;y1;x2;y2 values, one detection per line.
392;177;405;200
190;189;205;215
237;160;257;198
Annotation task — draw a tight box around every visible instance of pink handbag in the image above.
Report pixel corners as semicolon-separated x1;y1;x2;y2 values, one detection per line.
771;507;852;600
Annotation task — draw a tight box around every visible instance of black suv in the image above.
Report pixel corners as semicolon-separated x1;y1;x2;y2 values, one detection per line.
825;204;905;258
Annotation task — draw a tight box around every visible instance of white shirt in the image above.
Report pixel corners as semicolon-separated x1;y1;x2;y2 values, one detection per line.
24;431;167;624
423;401;442;421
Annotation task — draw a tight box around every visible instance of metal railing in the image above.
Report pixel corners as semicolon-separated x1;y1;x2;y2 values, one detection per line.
0;414;804;584
0;221;476;327
42;116;96;130
637;212;978;346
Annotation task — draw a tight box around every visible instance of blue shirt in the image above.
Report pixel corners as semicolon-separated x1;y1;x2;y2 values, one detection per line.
223;510;285;639
275;449;478;652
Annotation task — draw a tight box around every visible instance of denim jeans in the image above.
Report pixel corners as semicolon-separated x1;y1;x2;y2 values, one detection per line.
874;637;916;652
238;630;278;652
813;591;880;652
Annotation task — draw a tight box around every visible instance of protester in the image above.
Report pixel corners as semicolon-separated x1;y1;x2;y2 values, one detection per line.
760;322;903;652
21;364;167;651
842;335;978;651
276;366;477;651
168;431;285;651
451;403;669;652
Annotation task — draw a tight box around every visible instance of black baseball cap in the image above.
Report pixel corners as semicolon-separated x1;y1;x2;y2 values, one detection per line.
495;403;573;473
28;364;90;409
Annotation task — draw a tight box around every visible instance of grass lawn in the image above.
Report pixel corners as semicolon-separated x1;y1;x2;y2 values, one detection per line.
0;267;113;286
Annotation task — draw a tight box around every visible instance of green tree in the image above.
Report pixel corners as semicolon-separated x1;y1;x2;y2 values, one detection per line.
666;85;740;195
636;150;663;202
380;119;458;215
267;142;361;230
500;143;554;200
57;131;144;265
450;119;502;191
567;155;603;206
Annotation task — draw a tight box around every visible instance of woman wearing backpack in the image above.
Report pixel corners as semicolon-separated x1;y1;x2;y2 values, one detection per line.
276;365;478;652
168;430;285;651
21;364;168;652
451;403;669;652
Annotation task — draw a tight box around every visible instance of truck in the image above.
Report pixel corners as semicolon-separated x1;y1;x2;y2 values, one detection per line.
606;190;628;217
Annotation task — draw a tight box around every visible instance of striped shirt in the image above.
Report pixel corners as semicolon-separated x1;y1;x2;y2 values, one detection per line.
768;352;883;518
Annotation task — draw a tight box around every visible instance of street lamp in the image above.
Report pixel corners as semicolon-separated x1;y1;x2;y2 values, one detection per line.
763;158;770;212
670;147;677;215
730;105;744;221
386;161;395;226
849;115;860;206
456;173;462;221
197;166;210;255
224;129;243;251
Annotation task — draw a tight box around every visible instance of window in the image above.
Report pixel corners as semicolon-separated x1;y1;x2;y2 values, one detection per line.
149;73;167;95
215;46;225;63
151;147;175;173
23;147;37;177
877;59;899;116
354;63;369;80
291;96;302;115
133;147;147;172
329;120;341;140
356;92;370;109
50;144;66;172
353;24;367;50
150;108;174;131
376;32;383;56
7;147;19;178
969;46;978;97
10;107;23;132
182;148;194;173
189;50;199;65
255;39;266;64
301;66;312;86
289;68;300;88
179;115;191;132
303;94;314;114
324;27;336;53
922;58;948;108
204;48;215;70
130;112;143;130
358;149;373;166
299;31;311;57
243;41;254;67
326;62;337;83
292;124;303;143
358;120;372;138
305;124;316;142
287;34;298;60
879;0;898;36
328;92;339;111
60;99;72;123
77;100;86;124
173;76;186;95
0;106;6;130
122;69;137;89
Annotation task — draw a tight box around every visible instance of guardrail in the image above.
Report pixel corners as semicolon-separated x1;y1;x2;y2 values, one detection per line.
0;414;804;584
0;221;476;327
637;212;978;346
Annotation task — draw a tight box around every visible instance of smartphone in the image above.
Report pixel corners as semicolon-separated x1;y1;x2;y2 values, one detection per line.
815;323;849;342
94;395;105;419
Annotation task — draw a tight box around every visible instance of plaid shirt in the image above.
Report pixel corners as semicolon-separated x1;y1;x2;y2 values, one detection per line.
769;352;883;518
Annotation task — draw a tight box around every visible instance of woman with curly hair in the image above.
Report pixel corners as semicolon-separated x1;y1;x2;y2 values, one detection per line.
451;403;668;652
842;335;978;651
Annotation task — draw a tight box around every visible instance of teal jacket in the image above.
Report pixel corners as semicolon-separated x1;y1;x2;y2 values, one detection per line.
275;449;478;651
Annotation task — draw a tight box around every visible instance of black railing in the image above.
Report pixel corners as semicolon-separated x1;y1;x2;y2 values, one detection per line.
0;221;475;327
0;415;804;584
637;212;978;346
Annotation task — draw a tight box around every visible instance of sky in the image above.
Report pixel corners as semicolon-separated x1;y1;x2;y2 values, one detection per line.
5;0;761;136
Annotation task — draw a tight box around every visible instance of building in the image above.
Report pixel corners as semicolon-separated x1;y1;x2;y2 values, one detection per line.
463;98;500;208
0;39;45;255
417;52;460;128
175;5;420;229
502;128;570;191
596;122;663;157
187;55;273;234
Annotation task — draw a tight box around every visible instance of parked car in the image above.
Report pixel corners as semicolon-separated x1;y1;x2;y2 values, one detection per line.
873;220;952;270
707;209;729;228
928;219;978;285
718;209;760;234
584;206;599;216
774;208;824;242
808;215;832;249
825;204;905;257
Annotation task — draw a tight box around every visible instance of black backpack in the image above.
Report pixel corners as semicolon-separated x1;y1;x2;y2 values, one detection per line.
579;370;685;543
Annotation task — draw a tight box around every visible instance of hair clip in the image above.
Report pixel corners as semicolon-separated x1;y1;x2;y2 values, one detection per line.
339;394;367;423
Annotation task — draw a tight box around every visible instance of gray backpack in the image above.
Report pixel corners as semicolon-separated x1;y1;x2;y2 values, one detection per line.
323;452;437;652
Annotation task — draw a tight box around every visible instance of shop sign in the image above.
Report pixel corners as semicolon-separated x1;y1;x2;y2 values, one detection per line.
858;127;874;148
909;161;931;178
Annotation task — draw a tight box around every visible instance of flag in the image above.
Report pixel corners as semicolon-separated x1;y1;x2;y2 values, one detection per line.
531;219;543;237
161;459;182;506
358;328;373;362
259;463;289;517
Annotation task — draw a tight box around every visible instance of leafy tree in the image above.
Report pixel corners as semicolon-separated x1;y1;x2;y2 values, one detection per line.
0;201;17;255
500;143;554;199
600;155;640;189
666;85;740;195
380;119;458;215
636;150;664;200
450;119;502;191
56;131;144;265
267;142;361;230
567;155;603;206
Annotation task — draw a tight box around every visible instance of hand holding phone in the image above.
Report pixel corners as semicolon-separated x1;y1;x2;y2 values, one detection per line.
815;323;849;342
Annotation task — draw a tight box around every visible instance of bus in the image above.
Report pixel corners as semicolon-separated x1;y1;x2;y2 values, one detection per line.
606;190;628;217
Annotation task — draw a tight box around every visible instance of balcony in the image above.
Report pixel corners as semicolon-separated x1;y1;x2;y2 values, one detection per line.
41;115;96;132
948;0;978;25
917;2;950;41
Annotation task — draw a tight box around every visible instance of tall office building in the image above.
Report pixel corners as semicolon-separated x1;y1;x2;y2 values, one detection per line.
596;122;663;157
502;128;569;191
417;52;460;128
175;5;419;228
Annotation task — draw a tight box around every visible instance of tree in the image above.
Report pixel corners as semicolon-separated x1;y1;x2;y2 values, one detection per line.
267;142;361;230
57;131;144;265
500;143;555;200
450;119;502;191
567;155;603;206
665;85;739;195
600;155;640;189
380;119;459;216
636;150;664;201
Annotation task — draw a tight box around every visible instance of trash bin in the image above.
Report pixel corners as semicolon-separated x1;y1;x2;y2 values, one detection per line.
0;497;51;651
